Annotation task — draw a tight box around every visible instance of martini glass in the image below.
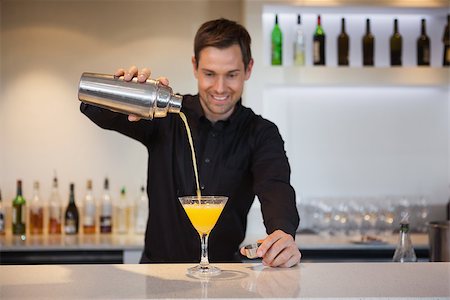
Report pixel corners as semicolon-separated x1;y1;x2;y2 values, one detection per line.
179;195;228;277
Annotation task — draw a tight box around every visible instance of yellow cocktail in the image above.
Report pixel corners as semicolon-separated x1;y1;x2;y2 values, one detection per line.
183;204;224;235
179;196;228;277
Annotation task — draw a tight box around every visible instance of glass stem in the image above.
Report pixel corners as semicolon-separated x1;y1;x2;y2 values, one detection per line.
200;233;209;268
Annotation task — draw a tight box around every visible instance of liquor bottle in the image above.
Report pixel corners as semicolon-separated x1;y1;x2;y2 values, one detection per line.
64;183;79;235
443;14;450;67
48;175;62;234
393;215;417;262
362;19;375;66
12;180;26;237
390;18;402;66
0;189;5;235
82;179;96;234
99;177;113;234
293;14;305;66
337;18;349;66
29;181;44;235
116;187;130;234
417;19;430;66
134;185;148;234
271;14;283;65
313;15;326;66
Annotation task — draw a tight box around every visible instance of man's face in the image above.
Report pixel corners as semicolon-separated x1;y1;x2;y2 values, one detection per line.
192;44;253;123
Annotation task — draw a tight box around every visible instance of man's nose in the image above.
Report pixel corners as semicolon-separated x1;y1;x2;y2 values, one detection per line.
213;76;225;93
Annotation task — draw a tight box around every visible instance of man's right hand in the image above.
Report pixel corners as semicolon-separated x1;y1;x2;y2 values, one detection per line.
114;65;170;122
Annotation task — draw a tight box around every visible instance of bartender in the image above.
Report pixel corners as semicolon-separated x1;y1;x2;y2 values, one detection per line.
81;18;301;267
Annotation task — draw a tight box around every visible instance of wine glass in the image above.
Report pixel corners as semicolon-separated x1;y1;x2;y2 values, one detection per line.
179;195;228;277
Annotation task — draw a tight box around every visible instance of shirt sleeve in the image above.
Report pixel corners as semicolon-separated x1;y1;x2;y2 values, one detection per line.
251;120;299;238
80;102;155;145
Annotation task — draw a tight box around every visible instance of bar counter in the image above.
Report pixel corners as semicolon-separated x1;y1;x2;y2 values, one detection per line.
0;233;430;263
1;262;449;299
0;234;428;264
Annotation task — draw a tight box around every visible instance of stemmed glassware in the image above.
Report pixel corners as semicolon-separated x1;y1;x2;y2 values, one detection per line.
179;196;228;277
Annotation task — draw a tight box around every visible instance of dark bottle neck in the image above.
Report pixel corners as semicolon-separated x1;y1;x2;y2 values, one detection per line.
421;19;426;35
317;15;321;26
341;18;346;33
69;184;75;204
394;19;399;34
365;19;371;34
275;14;278;25
16;180;23;197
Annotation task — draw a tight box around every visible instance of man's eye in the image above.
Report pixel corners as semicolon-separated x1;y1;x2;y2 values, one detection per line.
205;73;214;77
228;73;237;78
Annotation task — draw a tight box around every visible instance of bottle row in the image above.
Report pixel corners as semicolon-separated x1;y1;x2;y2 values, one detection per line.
0;177;149;237
271;14;450;67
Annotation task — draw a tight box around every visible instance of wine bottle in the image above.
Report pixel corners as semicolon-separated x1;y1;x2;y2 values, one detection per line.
48;174;62;234
362;19;375;66
83;179;96;234
64;183;79;235
417;19;431;66
116;187;130;234
29;181;44;235
337;18;349;66
313;15;326;66
12;180;26;237
99;177;113;234
0;188;5;235
271;14;283;65
293;14;305;66
134;185;148;234
390;19;402;66
443;14;450;67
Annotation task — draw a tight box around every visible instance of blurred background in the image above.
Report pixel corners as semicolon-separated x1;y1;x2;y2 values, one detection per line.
0;0;449;243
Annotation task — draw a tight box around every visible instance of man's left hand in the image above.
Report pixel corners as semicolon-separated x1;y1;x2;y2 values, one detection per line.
241;229;301;268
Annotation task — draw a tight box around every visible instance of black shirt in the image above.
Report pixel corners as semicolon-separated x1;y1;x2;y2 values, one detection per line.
80;94;298;263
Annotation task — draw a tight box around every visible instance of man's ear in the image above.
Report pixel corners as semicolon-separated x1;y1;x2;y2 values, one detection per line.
192;56;198;79
245;58;254;80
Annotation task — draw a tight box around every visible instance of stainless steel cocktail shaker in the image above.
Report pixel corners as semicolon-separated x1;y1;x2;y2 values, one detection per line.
78;72;182;119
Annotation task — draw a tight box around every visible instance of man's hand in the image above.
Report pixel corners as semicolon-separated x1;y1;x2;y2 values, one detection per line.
114;65;170;122
241;230;301;268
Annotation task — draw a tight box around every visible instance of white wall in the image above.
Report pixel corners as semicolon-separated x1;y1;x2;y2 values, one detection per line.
0;0;242;203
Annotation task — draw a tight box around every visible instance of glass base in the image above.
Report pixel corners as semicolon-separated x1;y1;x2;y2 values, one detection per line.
188;264;221;277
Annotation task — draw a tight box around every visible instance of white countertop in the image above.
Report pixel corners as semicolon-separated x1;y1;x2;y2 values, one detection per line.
1;262;449;299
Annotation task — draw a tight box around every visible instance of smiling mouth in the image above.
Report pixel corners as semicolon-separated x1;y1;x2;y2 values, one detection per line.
211;95;228;101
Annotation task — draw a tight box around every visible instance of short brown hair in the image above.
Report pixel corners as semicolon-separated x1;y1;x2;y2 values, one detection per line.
194;18;252;70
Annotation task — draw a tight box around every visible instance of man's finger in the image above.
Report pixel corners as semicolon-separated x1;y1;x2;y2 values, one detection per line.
138;68;151;83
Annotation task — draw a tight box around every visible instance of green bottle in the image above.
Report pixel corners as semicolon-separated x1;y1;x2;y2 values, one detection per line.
12;180;26;237
313;15;326;65
271;14;283;65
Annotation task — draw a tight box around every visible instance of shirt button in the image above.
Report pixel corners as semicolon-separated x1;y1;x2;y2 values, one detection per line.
204;158;210;164
211;132;217;138
200;185;205;190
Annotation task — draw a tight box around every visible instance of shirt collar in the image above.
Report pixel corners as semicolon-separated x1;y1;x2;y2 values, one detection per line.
190;94;243;127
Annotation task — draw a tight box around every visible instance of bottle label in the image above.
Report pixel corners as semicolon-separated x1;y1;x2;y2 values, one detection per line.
83;216;95;226
423;48;430;64
12;205;25;224
100;215;112;227
313;41;320;63
49;205;61;219
84;203;96;226
65;220;77;234
0;213;4;232
446;48;450;63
